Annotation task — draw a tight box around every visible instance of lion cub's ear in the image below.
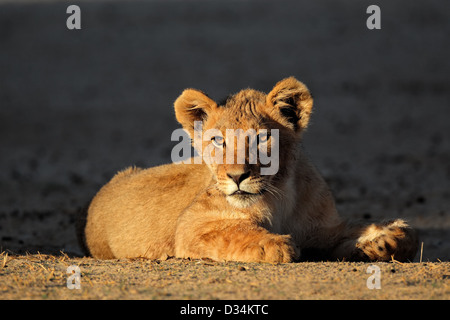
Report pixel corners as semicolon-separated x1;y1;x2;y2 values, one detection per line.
174;89;218;138
266;77;313;133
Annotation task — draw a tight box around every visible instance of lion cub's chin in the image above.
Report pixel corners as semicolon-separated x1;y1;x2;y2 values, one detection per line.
225;193;262;208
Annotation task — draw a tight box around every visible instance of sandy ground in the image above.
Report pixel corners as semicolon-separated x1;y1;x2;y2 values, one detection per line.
1;253;449;300
0;0;449;300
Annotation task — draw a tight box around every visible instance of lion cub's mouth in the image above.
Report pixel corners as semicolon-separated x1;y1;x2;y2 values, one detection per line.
227;188;265;205
219;179;268;207
226;190;262;208
230;188;266;197
231;190;253;196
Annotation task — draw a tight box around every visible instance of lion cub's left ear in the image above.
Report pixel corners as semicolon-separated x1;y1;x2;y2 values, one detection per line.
174;89;218;138
266;77;313;134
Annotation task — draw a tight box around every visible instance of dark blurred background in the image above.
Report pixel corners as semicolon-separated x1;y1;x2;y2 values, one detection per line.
0;0;449;260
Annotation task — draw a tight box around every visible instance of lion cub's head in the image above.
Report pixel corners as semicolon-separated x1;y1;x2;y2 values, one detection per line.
174;77;313;208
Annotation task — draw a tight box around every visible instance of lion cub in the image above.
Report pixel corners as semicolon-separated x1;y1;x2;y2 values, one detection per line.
81;77;418;262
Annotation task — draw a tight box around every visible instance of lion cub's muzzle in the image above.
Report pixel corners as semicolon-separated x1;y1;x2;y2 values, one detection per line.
217;165;268;207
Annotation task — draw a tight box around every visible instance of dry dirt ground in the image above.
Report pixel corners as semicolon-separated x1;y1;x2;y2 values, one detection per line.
0;0;449;301
1;252;449;300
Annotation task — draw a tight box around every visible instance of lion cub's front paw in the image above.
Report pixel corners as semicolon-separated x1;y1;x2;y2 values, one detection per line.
245;234;296;263
355;219;418;262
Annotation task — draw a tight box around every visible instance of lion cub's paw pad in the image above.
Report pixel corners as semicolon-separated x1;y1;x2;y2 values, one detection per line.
355;219;418;262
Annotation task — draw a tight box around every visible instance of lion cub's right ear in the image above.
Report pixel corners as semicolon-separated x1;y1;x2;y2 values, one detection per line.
174;89;218;138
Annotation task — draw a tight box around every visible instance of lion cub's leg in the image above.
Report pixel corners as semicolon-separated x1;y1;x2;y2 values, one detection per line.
333;219;419;262
175;218;296;263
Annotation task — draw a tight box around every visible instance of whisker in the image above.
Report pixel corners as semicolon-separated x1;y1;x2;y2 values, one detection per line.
261;181;284;200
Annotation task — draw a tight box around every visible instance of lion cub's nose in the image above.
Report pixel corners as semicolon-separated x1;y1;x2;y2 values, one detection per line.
227;171;251;187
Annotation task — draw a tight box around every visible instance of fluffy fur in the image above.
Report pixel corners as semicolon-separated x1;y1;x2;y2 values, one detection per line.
81;77;418;262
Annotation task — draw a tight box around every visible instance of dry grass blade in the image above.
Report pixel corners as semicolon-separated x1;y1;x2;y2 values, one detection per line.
390;255;405;265
2;252;8;268
420;242;424;263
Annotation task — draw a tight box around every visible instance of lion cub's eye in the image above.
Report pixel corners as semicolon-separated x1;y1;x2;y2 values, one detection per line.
211;136;225;148
258;131;271;144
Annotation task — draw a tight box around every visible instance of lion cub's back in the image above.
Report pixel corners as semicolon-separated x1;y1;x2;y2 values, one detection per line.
85;161;211;259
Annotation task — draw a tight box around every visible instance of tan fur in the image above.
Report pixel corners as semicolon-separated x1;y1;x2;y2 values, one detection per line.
82;77;419;262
